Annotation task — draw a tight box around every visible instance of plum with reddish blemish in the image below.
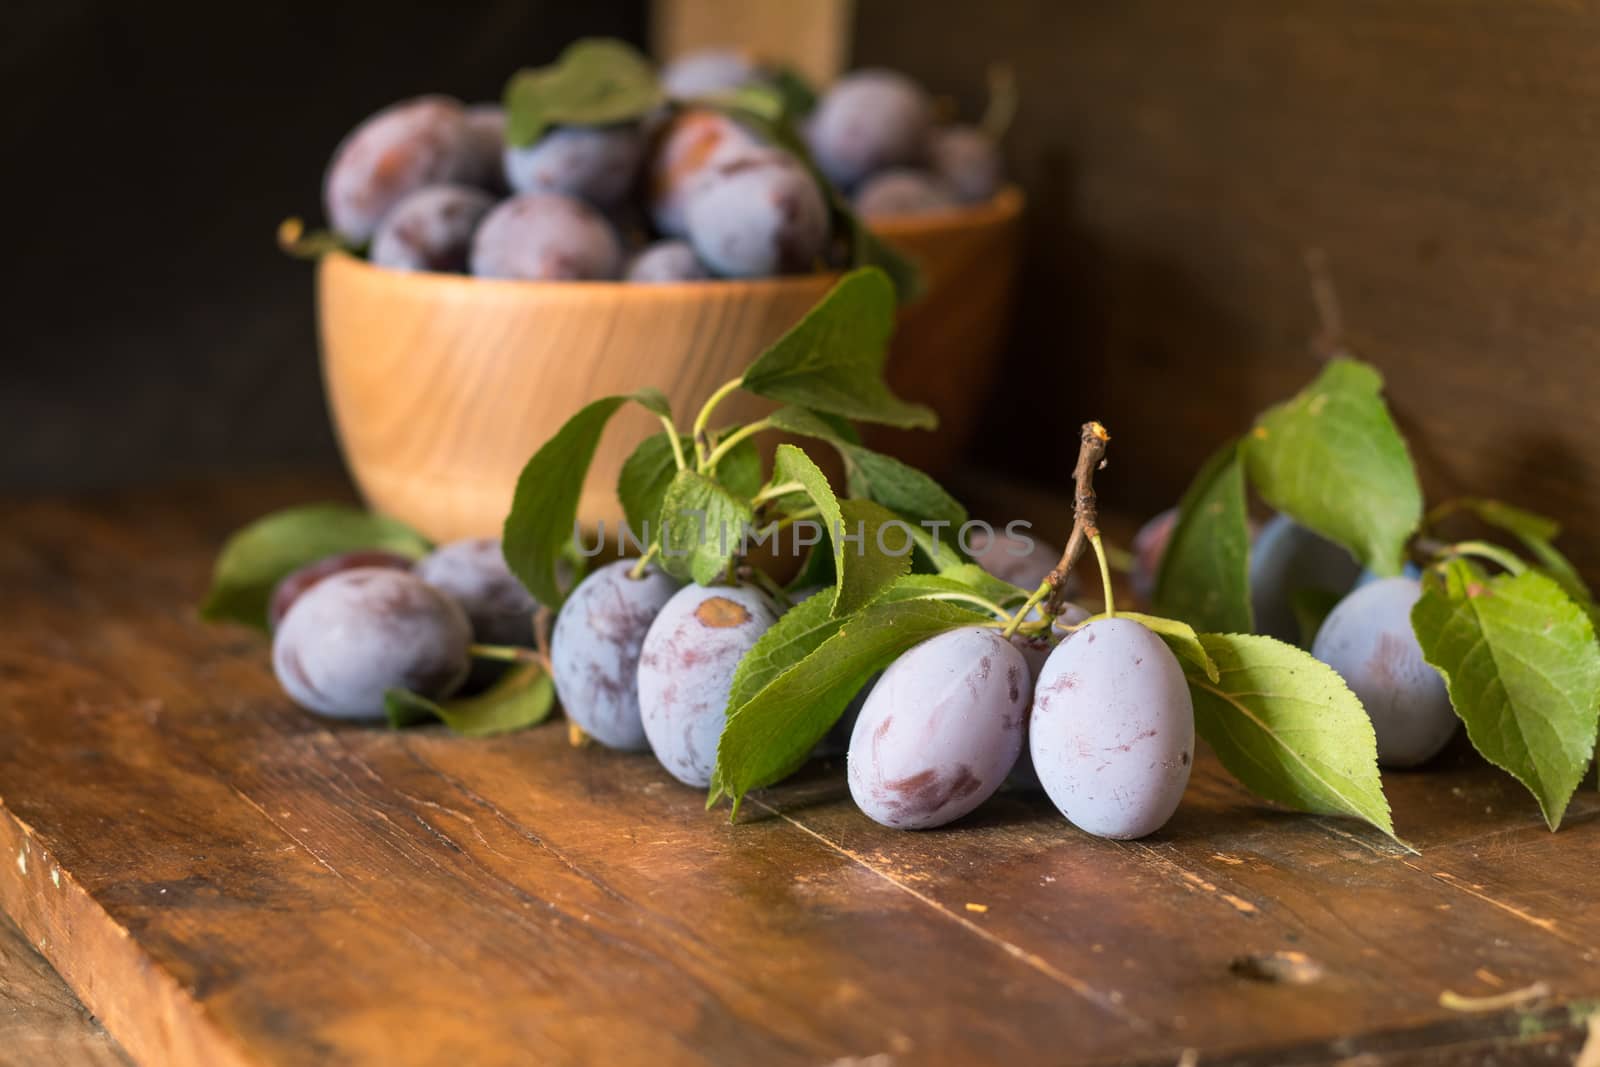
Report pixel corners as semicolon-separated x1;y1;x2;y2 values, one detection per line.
268;550;415;631
272;568;471;720
503;124;645;208
683;150;830;278
323;96;478;243
550;559;682;751
470;193;623;280
805;69;933;190
853;168;957;219
1312;577;1456;767
369;184;494;273
414;537;539;647
1030;618;1194;839
646;109;763;238
847;627;1028;829
637;584;778;785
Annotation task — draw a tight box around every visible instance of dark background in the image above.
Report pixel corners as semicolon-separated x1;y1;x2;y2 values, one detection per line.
3;1;646;492
11;1;1600;579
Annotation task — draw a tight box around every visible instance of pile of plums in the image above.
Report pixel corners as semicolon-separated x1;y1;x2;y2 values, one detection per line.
266;525;1196;840
1132;508;1455;768
551;541;1191;842
319;50;1007;283
270;538;539;719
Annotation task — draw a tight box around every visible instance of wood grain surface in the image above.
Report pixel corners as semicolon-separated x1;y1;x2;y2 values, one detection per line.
855;0;1600;584
2;477;1599;1066
0;913;129;1067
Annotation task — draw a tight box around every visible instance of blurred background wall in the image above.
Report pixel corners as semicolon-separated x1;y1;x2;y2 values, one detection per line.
2;1;646;491
10;1;1600;577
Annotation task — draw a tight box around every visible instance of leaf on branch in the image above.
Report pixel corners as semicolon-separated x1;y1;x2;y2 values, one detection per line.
503;39;662;146
384;662;556;737
1186;633;1395;839
1244;359;1422;577
504;391;665;608
618;431;690;536
1442;497;1597;618
658;470;755;585
767;406;964;527
1153;439;1252;634
1412;559;1600;830
712;598;984;811
740;270;934;428
769;445;910;616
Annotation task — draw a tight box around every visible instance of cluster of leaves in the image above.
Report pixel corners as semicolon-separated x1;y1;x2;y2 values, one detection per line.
1154;360;1600;830
499;267;1405;838
500;38;921;300
200;507;562;737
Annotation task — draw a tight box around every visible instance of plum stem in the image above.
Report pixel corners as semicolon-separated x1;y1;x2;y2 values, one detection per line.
1045;421;1111;617
1090;533;1116;618
532;605;554;673
703;418;773;473
1305;247;1347;362
659;417;688;470
692;377;744;466
470;643;539;664
1448;540;1528;576
629;543;661;578
1002;422;1110;636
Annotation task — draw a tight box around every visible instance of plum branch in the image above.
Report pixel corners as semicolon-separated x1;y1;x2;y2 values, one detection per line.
1044;421;1111;618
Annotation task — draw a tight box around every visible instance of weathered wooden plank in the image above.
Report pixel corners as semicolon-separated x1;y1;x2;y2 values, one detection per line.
0;912;129;1067
2;481;1599;1066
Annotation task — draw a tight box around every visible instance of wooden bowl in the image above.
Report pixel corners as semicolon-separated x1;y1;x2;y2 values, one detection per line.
318;186;1023;541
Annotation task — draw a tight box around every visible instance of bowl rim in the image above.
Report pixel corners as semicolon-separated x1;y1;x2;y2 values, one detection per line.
321;185;1025;297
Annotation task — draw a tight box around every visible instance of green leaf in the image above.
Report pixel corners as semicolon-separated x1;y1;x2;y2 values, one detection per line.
384;662;556;737
740;270;935;428
1244;359;1422;576
891;567;1027;611
502;38;663;146
503;392;659;608
713;598;983;810
769;65;818;117
1186;633;1395;838
848;213;926;304
200;505;430;631
712;427;765;499
1153;439;1252;633
766;406;964;527
1100;612;1219;683
617;431;689;536
1444;497;1560;543
1445;498;1595;613
658;470;755;585
726;591;843;714
1412;560;1600;830
769;445;910;616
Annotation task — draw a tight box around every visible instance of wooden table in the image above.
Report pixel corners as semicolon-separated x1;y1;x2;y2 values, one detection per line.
2;478;1598;1066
